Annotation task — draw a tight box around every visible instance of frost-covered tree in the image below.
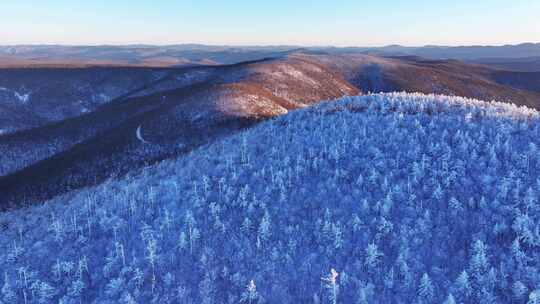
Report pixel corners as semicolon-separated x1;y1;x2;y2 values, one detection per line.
322;269;339;304
199;272;216;304
1;93;540;303
68;278;85;298
443;293;456;304
455;271;472;299
513;281;528;301
37;281;56;304
105;277;125;299
1;273;16;304
529;290;540;304
418;273;434;303
258;211;271;242
364;243;383;271
240;280;261;304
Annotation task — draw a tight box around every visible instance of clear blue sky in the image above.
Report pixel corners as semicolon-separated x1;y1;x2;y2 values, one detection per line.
1;0;539;46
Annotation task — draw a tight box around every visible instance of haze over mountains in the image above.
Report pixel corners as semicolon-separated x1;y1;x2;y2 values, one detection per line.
0;45;296;68
1;43;540;70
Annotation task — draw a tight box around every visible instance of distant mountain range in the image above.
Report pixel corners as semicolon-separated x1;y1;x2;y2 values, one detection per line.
1;43;539;69
319;42;540;60
0;44;296;67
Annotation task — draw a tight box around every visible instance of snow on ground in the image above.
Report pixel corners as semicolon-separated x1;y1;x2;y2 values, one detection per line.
0;87;31;104
14;91;30;103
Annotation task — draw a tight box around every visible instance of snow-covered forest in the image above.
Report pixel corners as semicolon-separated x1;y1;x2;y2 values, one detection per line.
2;92;540;303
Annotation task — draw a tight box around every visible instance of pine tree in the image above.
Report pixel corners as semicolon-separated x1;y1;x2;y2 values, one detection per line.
105;277;125;298
199;272;216;304
364;243;383;271
189;227;200;255
511;238;529;268
1;273;16;304
357;282;374;304
455;271;472;298
258;211;271;242
37;281;56;304
240;280;260;304
146;237;158;275
322;269;339;304
68;278;85;299
384;268;395;290
418;273;434;303
513;281;528;301
449;197;463;214
332;223;344;250
469;240;490;285
443;293;456;304
121;292;137;304
357;288;369;304
241;218;252;234
432;183;443;202
529;290;540;304
178;231;188;251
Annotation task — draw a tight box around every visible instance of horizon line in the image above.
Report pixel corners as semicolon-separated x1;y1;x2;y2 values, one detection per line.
1;41;539;49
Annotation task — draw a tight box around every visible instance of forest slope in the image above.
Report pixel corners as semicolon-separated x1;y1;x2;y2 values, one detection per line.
1;93;540;303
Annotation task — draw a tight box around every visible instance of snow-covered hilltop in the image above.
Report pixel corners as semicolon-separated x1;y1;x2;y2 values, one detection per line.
2;93;540;303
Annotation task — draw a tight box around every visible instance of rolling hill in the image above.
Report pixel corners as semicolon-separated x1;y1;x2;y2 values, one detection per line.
2;52;540;207
3;52;539;136
297;53;540;109
469;56;540;72
2;43;539;68
0;67;172;134
1;93;539;303
0;56;358;206
0;45;297;68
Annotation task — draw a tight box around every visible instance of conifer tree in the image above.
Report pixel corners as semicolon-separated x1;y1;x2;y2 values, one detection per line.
37;281;56;304
513;281;528;301
418;273;434;303
241;280;261;304
529;290;540;304
258;211;271;242
1;273;16;304
364;243;383;271
443;293;456;304
322;269;339;304
455;270;472;300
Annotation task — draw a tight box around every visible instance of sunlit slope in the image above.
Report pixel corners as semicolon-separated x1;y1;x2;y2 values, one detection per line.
0;56;358;206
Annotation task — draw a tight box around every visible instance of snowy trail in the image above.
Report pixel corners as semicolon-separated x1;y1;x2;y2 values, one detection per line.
136;125;150;144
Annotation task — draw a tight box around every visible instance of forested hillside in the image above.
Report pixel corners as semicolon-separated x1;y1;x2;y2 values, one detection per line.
1;93;540;303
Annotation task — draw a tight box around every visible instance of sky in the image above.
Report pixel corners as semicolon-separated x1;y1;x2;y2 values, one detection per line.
1;0;539;47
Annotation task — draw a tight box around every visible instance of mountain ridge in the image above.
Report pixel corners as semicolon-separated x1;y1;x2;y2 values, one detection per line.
0;55;358;207
1;43;539;68
1;92;539;303
2;52;540;207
